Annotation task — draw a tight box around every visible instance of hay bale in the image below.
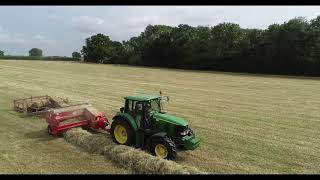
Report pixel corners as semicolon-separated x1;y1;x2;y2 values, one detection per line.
63;128;206;174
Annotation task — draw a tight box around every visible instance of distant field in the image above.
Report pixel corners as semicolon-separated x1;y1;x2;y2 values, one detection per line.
0;59;320;174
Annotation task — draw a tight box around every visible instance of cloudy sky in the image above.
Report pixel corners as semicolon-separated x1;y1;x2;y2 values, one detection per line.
0;6;320;56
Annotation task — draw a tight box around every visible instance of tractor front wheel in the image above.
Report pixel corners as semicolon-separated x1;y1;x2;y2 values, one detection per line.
110;119;134;146
149;136;177;160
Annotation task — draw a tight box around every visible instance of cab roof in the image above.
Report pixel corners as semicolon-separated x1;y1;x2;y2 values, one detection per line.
124;95;161;101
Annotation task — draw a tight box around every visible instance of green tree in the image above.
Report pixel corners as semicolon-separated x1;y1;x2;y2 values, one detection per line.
306;16;320;63
72;51;81;60
138;25;174;66
122;37;144;65
257;18;309;74
0;50;4;56
79;15;320;76
242;29;263;51
210;23;245;57
81;33;123;64
29;48;43;57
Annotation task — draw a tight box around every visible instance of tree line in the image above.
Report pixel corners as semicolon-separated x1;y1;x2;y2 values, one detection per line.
0;48;80;61
81;16;320;76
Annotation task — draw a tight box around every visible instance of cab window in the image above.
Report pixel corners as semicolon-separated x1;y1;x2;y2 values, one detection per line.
125;99;133;113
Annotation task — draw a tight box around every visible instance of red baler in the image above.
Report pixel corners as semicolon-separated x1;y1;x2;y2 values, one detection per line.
46;103;110;135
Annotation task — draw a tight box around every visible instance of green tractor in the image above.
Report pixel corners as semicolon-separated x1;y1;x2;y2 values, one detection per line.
110;93;200;160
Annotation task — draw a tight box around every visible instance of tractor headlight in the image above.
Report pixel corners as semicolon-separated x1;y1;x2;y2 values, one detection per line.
180;131;188;136
176;126;193;136
180;128;192;136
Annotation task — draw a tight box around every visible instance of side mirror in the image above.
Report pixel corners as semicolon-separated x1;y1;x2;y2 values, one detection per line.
120;107;124;112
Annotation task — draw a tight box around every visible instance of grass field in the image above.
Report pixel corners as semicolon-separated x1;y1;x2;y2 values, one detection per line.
0;60;320;174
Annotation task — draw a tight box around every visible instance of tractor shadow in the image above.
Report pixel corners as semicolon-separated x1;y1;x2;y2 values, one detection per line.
174;150;194;162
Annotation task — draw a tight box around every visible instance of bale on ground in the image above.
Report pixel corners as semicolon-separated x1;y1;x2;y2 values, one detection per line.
63;128;206;174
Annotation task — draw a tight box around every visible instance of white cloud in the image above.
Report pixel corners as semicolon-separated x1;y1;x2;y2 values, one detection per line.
34;35;45;40
116;15;160;38
33;34;55;45
48;14;64;21
0;32;25;45
126;16;159;28
0;32;54;56
71;16;112;34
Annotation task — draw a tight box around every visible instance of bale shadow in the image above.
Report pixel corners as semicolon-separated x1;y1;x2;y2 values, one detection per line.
1;108;37;119
24;129;58;141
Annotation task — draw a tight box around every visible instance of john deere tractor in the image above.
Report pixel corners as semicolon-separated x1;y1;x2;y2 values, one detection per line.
110;93;200;160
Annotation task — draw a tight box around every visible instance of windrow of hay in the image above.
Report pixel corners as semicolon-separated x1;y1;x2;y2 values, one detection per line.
63;128;206;174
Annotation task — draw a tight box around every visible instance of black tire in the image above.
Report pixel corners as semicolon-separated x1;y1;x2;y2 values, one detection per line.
110;118;135;146
47;125;53;135
149;136;177;160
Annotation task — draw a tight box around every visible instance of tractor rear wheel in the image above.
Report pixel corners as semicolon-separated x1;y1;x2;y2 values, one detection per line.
110;119;134;146
149;136;177;160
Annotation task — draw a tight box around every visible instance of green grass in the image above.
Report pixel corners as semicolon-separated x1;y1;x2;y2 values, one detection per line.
0;59;320;174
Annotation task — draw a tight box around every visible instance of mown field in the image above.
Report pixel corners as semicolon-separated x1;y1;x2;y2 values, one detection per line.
0;60;320;174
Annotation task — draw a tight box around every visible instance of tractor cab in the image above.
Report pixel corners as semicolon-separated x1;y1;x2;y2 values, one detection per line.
123;95;161;128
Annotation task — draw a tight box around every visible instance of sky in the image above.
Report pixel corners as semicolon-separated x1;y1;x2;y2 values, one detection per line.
0;6;320;56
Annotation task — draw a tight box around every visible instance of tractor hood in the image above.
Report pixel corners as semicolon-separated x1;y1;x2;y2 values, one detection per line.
152;112;188;126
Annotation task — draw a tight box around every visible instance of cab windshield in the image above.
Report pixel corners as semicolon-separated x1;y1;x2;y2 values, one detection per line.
148;98;161;113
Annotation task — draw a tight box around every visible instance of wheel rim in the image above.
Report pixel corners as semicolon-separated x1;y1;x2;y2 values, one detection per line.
114;124;128;144
155;144;168;158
